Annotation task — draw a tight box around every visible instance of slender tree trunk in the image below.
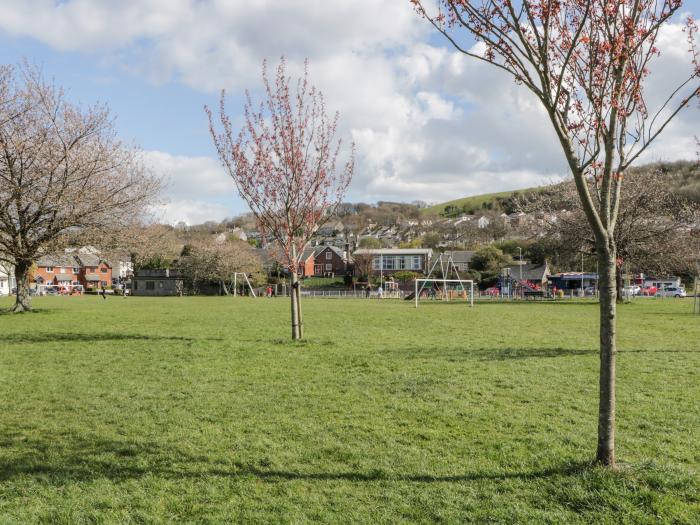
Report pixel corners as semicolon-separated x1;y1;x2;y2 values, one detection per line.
290;271;300;340
615;267;624;304
12;260;32;313
596;240;617;467
296;280;304;339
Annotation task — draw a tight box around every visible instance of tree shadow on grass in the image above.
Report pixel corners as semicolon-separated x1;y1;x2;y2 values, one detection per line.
388;346;597;362
0;333;223;344
0;433;592;485
0;308;52;317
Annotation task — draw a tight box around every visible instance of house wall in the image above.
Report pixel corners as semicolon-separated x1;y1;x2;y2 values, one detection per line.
80;261;112;289
370;254;428;275
312;248;346;276
299;257;315;277
35;265;81;286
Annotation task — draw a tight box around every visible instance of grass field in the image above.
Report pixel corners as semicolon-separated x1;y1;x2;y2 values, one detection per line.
421;187;540;216
0;296;699;523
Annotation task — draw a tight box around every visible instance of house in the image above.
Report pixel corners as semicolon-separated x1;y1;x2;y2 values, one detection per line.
352;248;433;275
501;262;551;288
40;253;113;289
316;220;345;237
443;250;475;272
132;269;184;296
0;263;14;295
35;254;83;287
476;216;491;229
299;245;351;277
74;254;113;289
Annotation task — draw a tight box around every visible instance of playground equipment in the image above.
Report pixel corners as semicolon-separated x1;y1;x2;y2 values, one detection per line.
414;253;474;308
232;272;256;297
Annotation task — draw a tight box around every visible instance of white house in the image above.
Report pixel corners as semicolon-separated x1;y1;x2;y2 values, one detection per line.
477;216;491;229
0;263;15;295
644;276;682;289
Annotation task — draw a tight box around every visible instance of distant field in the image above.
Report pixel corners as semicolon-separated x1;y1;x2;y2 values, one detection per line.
0;296;698;523
422;187;541;216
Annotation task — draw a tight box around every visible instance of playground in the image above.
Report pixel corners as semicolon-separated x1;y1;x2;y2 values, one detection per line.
0;295;698;522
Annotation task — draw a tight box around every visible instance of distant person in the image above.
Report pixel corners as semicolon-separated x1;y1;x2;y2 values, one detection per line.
377;285;383;299
100;285;107;300
267;285;273;298
365;284;371;298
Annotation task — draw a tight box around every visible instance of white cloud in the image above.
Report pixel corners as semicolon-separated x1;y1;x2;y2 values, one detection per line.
1;2;697;213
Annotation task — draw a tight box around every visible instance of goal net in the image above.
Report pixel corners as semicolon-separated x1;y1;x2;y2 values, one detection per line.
414;278;474;308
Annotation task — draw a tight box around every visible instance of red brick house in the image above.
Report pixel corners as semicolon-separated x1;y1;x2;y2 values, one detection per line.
298;246;351;277
35;253;112;290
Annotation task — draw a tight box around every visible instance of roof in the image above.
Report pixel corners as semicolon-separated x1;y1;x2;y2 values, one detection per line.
353;248;433;256
36;254;78;267
55;274;73;282
443;250;475;264
301;245;350;262
503;263;551;282
85;275;101;282
75;253;103;266
552;272;599;281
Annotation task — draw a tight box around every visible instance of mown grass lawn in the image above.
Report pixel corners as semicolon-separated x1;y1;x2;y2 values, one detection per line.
0;295;698;523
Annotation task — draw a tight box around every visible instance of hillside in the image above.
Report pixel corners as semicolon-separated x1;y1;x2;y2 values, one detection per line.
422;187;543;217
424;160;699;217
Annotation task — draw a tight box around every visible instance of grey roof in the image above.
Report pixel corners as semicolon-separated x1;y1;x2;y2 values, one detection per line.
37;254;79;267
443;250;475;264
85;275;102;282
75;253;102;266
55;274;73;282
301;245;350;262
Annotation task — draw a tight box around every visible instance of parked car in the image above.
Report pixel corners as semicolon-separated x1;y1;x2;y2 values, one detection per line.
656;286;687;298
622;285;641;296
583;286;597;296
640;286;657;296
483;287;500;297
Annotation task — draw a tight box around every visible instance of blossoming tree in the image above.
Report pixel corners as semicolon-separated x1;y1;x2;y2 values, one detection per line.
207;58;354;340
412;0;699;466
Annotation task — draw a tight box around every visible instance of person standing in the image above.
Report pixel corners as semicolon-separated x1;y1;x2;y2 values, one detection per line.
377;285;383;300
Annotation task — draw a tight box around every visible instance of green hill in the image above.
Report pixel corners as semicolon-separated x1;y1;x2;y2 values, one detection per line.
423;187;542;217
423;161;699;217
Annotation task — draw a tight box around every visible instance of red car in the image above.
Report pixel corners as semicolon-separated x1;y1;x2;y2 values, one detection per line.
483;287;501;297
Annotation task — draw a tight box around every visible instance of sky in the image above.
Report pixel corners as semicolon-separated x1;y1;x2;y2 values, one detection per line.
0;0;698;224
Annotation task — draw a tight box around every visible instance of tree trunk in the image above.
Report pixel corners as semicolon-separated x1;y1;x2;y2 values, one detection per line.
296;280;304;339
596;241;617;467
290;272;301;340
12;260;32;313
615;266;624;304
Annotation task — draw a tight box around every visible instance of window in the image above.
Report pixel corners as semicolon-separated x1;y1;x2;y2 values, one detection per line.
73;267;79;274
383;256;395;270
325;263;332;271
158;281;164;288
101;267;108;273
373;257;381;271
325;251;332;260
60;268;66;274
146;281;155;290
412;256;422;270
45;266;54;273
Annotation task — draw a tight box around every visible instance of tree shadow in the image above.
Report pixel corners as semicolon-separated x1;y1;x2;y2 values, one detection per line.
0;333;223;344
388;345;597;362
0;433;591;485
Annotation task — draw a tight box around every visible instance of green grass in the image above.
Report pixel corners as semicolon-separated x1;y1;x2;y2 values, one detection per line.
422;187;540;216
0;296;699;523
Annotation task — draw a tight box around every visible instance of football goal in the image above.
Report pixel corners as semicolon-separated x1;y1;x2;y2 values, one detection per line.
414;278;474;308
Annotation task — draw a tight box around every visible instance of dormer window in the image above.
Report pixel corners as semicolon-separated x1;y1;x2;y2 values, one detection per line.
45;266;54;273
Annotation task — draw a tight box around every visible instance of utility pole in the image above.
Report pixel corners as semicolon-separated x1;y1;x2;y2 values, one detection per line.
518;246;523;299
581;252;585;297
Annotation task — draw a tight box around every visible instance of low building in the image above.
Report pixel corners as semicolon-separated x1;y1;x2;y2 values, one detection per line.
549;272;599;291
132;269;183;296
644;276;682;289
352;248;433;275
35;254;83;287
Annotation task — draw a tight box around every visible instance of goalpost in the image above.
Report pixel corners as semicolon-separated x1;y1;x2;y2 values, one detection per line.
414;278;474;308
233;272;256;297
